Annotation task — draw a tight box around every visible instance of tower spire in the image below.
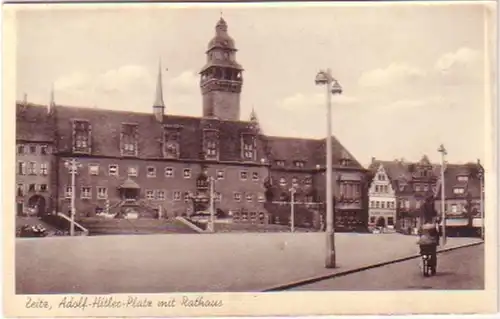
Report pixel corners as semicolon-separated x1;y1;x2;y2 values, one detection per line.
153;58;165;122
48;83;55;113
153;58;165;108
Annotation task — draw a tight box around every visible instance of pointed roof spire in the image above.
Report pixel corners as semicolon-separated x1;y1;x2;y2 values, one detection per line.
153;58;165;108
50;83;55;107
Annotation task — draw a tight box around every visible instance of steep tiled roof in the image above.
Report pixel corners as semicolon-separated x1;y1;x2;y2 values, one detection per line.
264;135;364;170
16;102;53;142
435;163;483;199
52;105;265;162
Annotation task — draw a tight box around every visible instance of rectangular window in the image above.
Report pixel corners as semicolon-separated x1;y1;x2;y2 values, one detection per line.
121;123;138;156
304;177;312;185
275;160;285;167
17;184;24;197
17;162;25;175
279;177;286;187
387;217;394;226
292;177;298;187
40;184;47;192
97;187;108;199
414;184;421;192
27;162;36;175
145;190;155;200
423;184;429;192
29;145;37;154
457;176;469;182
89;164;99;176
65;186;72;198
163;127;180;159
294;161;305;168
258;194;265;202
216;169;225;180
17;144;25;155
240;170;248;181
246;193;253;202
203;129;219;160
375;201;380;208
381;201;385;209
128;166;138;177
40;163;48;175
147;166;156;178
40;145;49;155
234;192;242;202
173;191;181;201
453;188;465;194
73;120;91;153
215;192;222;202
109;164;119;176
183;168;191;179
81;187;91;199
183;191;191;203
252;172;259;181
28;184;35;192
157;190;166;201
241;134;256;160
370;201;375;208
451;204;458;213
165;167;174;178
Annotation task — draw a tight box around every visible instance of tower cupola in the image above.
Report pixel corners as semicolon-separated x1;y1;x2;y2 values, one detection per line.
200;17;243;121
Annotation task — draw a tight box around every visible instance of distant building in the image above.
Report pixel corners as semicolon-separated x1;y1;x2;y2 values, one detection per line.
434;160;484;232
368;156;441;233
367;161;397;229
15;18;368;230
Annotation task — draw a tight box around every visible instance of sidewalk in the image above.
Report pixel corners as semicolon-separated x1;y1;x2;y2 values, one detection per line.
16;233;482;294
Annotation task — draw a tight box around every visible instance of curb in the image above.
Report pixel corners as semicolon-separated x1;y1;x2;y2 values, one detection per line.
261;241;484;292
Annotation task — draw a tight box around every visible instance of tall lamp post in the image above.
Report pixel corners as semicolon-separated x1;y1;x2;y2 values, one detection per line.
64;158;82;236
437;144;447;246
208;176;216;233
315;68;342;268
477;167;484;240
289;187;296;232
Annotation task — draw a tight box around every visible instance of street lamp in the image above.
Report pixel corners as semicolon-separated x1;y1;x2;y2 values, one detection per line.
208;176;216;233
289;187;296;232
64;158;82;236
437;144;447;246
315;68;342;269
477;167;484;240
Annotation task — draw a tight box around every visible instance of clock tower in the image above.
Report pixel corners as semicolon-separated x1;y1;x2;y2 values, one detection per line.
200;18;243;121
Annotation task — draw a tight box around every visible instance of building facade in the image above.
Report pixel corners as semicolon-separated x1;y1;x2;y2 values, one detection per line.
434;161;484;232
15;18;368;228
367;163;396;228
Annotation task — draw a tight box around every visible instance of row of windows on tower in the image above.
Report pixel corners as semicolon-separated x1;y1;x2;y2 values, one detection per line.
72;121;257;161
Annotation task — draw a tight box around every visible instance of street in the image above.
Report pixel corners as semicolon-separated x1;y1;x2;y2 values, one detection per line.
291;244;484;291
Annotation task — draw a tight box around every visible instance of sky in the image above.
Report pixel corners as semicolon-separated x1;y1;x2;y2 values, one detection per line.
15;3;494;167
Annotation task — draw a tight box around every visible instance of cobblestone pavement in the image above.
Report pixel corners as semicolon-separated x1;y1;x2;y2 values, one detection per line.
16;232;482;294
290;244;484;291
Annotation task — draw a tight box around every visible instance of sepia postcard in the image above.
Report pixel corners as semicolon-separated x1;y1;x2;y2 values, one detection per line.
2;1;499;317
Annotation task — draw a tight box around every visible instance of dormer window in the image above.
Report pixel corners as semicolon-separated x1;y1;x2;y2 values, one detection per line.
275;160;285;167
121;123;138;157
241;133;256;161
294;161;305;168
453;187;465;195
457;175;469;182
72;120;92;153
203;129;219;160
340;150;351;166
163;127;181;159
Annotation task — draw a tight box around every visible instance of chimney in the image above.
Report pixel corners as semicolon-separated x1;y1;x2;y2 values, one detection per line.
23;93;28;105
371;157;375;164
477;159;481;165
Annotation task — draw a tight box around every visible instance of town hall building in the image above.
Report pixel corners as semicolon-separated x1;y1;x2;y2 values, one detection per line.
15;18;369;229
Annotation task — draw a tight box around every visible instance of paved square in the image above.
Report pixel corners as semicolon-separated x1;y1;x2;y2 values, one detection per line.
16;233;481;294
